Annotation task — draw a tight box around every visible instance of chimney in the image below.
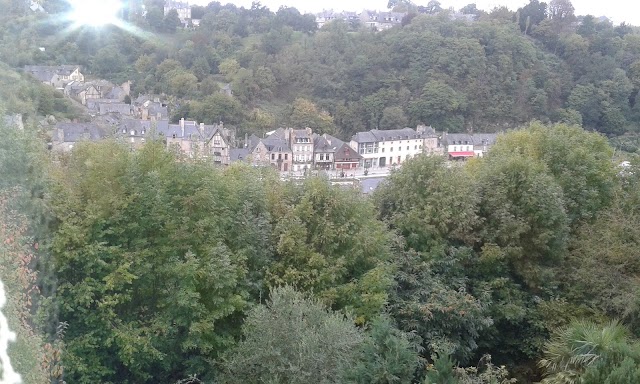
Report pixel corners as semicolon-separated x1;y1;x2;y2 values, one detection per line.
244;132;248;148
180;118;185;137
199;122;205;135
121;80;131;96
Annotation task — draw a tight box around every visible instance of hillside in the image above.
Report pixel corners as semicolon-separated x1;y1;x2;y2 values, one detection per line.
0;1;639;144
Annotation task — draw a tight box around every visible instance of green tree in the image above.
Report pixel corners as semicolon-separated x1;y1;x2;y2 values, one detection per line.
219;286;364;384
487;123;615;225
163;9;182;33
344;316;421;384
266;177;393;323
539;321;640;384
288;98;336;134
47;143;274;383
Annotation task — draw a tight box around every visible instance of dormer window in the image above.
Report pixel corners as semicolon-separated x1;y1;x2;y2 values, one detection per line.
130;130;135;136
122;128;126;134
141;129;145;135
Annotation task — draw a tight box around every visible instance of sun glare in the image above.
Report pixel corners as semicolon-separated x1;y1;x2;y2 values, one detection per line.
68;0;123;28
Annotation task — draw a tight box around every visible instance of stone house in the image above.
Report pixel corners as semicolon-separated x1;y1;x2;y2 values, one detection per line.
64;81;101;105
24;65;84;88
286;127;314;172
249;131;293;172
52;122;110;151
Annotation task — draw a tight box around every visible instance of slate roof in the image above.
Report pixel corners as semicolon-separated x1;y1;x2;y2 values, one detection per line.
443;133;474;146
24;65;80;81
55;123;110;142
117;119;169;137
323;133;345;147
246;134;262;150
230;148;250;162
471;133;498;146
262;136;291;152
99;103;132;115
352;128;426;143
313;136;335;153
351;131;378;143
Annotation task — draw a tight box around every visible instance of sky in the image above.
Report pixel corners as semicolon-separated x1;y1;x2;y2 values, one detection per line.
189;0;640;26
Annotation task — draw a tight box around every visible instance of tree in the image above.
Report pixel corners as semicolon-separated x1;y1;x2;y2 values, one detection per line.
516;0;547;34
380;106;409;130
344;316;421;384
47;143;274;382
163;9;182;33
460;4;479;15
477;153;569;288
425;0;442;14
539;321;640;384
375;155;480;251
487;123;615;225
219;286;364;384
266;177;393;323
288;98;336;135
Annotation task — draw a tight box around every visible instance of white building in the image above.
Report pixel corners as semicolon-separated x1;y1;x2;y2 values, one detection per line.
442;132;498;159
350;127;436;168
164;0;191;23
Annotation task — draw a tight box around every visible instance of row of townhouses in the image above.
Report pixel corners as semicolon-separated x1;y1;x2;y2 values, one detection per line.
315;10;407;30
52;119;498;171
315;9;478;30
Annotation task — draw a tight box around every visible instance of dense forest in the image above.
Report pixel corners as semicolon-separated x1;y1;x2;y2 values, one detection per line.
2;0;640;145
2;0;640;383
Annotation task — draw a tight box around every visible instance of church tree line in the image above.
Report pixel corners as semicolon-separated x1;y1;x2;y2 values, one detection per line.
1;0;640;144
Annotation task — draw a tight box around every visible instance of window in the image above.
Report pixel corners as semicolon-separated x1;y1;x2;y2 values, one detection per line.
406;146;409;150
285;154;288;160
414;145;417;150
381;148;385;153
271;154;275;160
390;147;393;152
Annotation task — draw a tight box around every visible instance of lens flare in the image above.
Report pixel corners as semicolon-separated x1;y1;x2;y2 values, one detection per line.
68;0;123;28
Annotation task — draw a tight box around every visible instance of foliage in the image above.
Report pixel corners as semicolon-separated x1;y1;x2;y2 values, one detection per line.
539;320;640;384
47;142;275;383
343;315;422;384
219;286;364;384
425;354;515;384
266;177;393;323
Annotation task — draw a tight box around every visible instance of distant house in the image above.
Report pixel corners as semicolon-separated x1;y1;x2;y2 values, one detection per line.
23;65;84;89
287;128;314;172
52;122;111;151
350;127;433;168
249;131;293;172
163;118;232;165
116;118;233;164
134;95;168;120
360;10;405;30
442;132;498;159
164;0;191;24
313;135;336;170
98;102;132;116
313;133;362;170
64;81;101;105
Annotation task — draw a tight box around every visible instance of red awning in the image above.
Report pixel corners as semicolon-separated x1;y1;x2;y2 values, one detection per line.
448;151;475;157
